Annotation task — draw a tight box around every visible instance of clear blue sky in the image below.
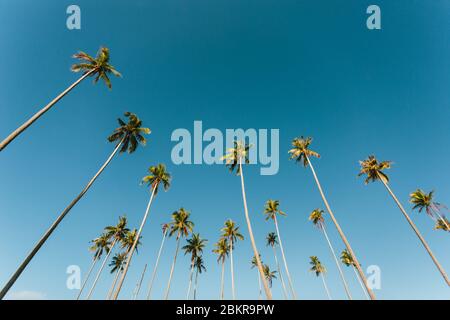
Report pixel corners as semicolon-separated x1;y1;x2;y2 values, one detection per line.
0;0;449;300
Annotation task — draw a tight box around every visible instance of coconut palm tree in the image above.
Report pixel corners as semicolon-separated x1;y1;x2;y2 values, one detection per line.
341;249;369;300
132;264;147;300
164;208;194;300
193;256;206;300
309;209;352;300
86;216;129;299
147;223;170;300
76;233;110;300
251;255;263;300
221;219;244;300
112;164;171;300
289;136;375;300
213;238;229;300
183;233;207;300
265;232;288;299
0;47;121;152
410;189;450;231
0;112;149;299
359;155;449;286
262;264;277;288
435;217;450;232
222;141;272;299
263;200;297;299
309;256;331;300
107;252;127;299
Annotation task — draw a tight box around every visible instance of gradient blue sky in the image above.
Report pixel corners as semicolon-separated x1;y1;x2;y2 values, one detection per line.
1;0;449;300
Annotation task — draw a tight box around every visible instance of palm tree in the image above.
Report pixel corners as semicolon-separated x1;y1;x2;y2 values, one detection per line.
263;200;297;299
435;217;450;232
309;256;331;300
359;155;449;286
183;233;207;300
193;256;206;300
213;238;229;300
0;112;149;299
147;223;170;300
107;252;127;299
251;255;263;300
76;233;110;299
309;209;352;300
164;208;194;300
222;141;272;299
410;189;450;231
341;249;370;300
132;264;147;300
265;232;288;299
86;216;129;299
0;47;121;152
289;136;375;299
262;264;277;288
221;219;244;300
112;164;171;300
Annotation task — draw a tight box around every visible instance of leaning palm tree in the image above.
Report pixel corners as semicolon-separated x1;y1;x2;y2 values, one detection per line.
112;164;171;300
265;232;288;299
107;252;127;299
359;155;449;286
309;256;331;300
222;141;272;299
132;264;147;300
410;189;450;231
341;249;370;300
263;200;297;299
289;136;375;299
0;112;149;299
221;219;244;300
251;255;263;300
183;233;207;300
76;233;110;300
435;217;450;232
213;238;229;300
193;255;206;300
164;208;194;300
309;209;352;300
86;216;129;299
262;264;277;288
147;223;170;300
0;47;121;152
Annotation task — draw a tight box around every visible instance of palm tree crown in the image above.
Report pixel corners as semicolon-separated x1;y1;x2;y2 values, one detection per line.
105;215;129;242
435;217;450;232
358;155;392;184
107;112;151;153
183;233;208;262
309;209;325;229
263;200;286;220
213;238;229;263
90;233;112;258
288;136;320;167
221;220;244;246
251;254;263;269
141;164;172;195
222;141;251;175
121;229;141;253
194;256;206;274
71;47;122;89
263;265;277;288
340;249;356;267
109;252;127;273
266;232;278;247
169;208;194;238
309;256;326;277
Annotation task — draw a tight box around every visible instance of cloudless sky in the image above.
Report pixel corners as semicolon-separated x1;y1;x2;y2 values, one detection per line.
0;0;449;300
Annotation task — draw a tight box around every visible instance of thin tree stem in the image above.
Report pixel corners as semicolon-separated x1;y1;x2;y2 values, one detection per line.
257;269;262;300
220;259;225;300
133;264;147;300
147;229;168;300
353;266;370;300
186;261;195;300
230;238;235;300
165;232;181;300
321;274;332;300
107;269;122;300
76;251;100;300
86;239;117;299
272;245;288;300
193;269;199;300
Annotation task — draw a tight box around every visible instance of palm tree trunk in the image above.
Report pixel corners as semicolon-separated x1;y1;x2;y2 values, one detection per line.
112;185;157;300
238;159;272;300
256;269;262;300
273;216;297;299
352;266;370;300
0;69;96;152
229;238;236;300
321;274;332;300
107;269;122;300
306;155;376;300
133;264;147;300
147;229;168;300
0;137;124;300
193;269;199;300
76;251;100;300
86;239;117;299
322;226;352;300
164;232;181;300
271;245;288;300
220;259;225;300
186;260;195;300
379;177;450;286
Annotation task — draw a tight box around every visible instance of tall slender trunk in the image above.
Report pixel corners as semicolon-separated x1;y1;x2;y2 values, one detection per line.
133;264;147;300
238;159;272;300
352;266;370;300
186;260;195;300
0;138;124;299
322;226;352;300
0;69;96;152
76;251;100;300
86;239;117;299
193;268;199;300
147;229;168;300
112;186;157;300
229;238;236;300
306;155;376;300
379;176;450;286
273;216;297;299
321;274;332;300
271;245;288;300
165;232;181;300
107;269;122;300
220;259;225;300
256;269;262;300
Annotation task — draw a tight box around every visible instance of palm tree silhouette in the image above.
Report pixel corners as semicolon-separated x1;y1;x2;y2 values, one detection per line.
409;189;450;231
183;233;207;300
221;219;244;300
265;232;288;299
309;256;331;300
213;238;229;300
